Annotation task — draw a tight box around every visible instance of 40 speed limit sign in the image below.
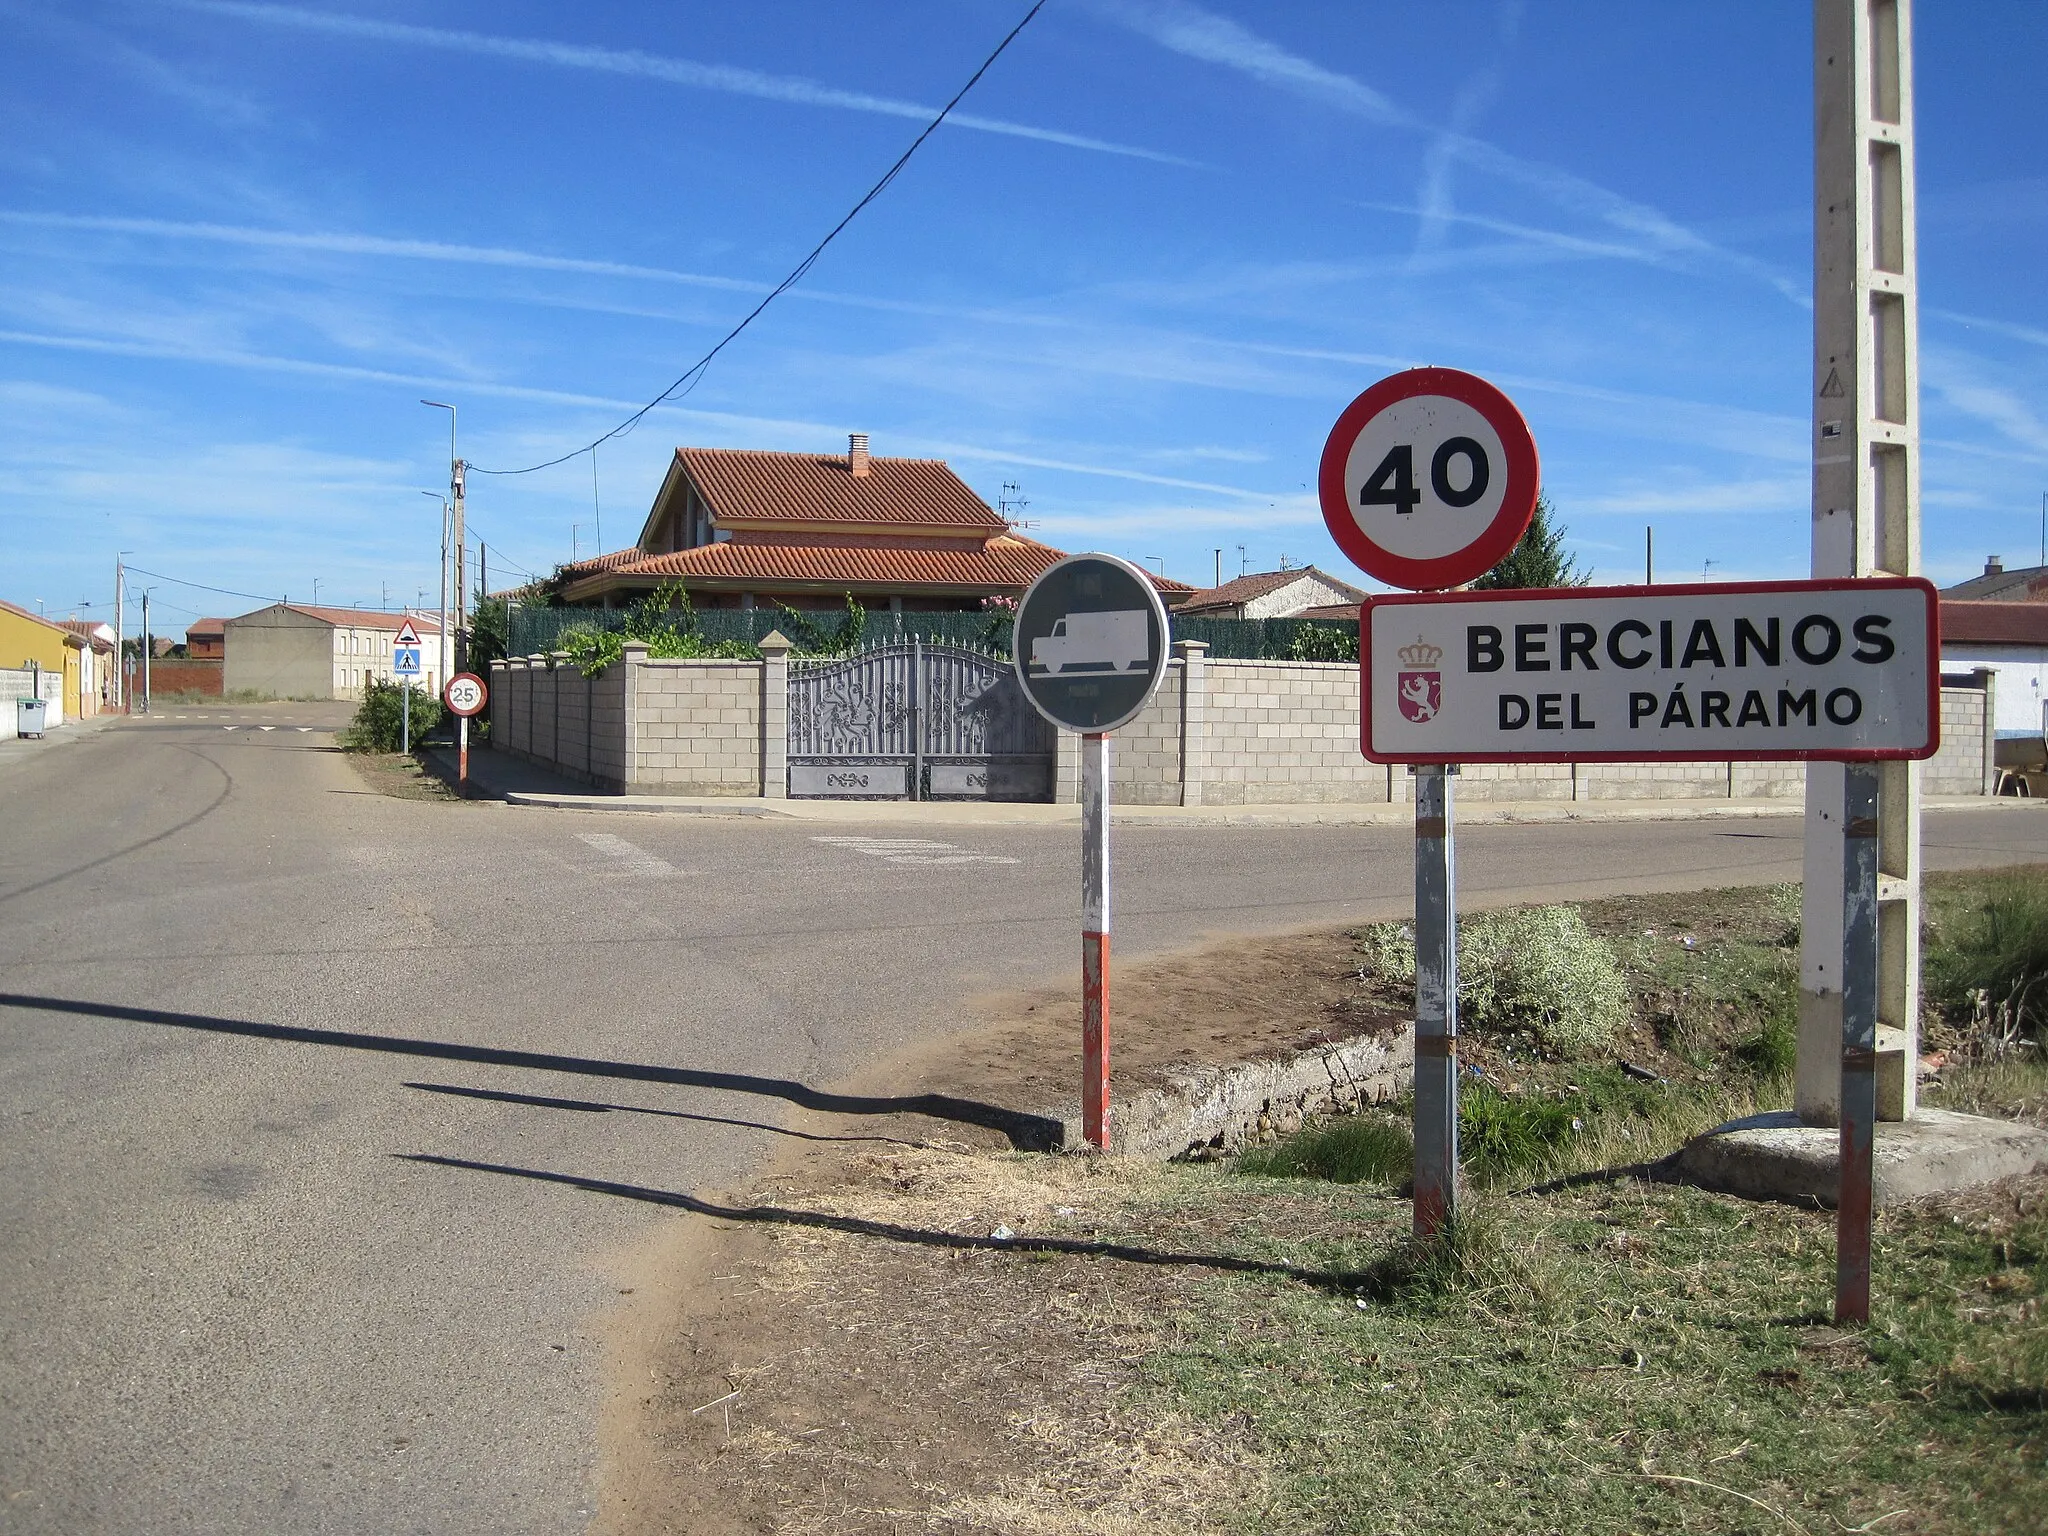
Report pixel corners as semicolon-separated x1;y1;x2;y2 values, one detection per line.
1318;367;1540;591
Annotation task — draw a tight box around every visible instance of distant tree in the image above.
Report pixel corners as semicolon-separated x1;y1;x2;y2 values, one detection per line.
1472;494;1589;589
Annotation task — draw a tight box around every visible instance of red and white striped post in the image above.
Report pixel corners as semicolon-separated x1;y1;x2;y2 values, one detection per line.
458;713;470;790
1081;731;1111;1150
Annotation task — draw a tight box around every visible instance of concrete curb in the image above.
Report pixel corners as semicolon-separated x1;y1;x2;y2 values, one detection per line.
504;790;783;817
1052;1028;1414;1160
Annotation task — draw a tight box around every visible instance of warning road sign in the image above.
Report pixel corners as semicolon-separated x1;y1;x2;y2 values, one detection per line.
393;618;422;647
1319;367;1540;592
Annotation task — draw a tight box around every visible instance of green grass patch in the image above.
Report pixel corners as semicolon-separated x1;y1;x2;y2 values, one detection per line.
1925;867;2048;1045
1136;1171;2048;1534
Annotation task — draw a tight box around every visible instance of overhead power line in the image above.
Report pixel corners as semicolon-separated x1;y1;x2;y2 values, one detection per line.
472;0;1045;478
124;565;286;604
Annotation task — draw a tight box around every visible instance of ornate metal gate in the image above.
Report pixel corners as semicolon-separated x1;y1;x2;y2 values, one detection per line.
787;639;1055;800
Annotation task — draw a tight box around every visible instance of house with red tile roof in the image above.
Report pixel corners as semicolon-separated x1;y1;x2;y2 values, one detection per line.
185;618;227;659
1174;566;1367;620
554;435;1192;613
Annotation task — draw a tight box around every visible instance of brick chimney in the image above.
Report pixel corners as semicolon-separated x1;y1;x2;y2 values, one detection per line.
1986;554;2004;577
848;432;870;478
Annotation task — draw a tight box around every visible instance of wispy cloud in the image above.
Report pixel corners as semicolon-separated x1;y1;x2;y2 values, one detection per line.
178;1;1193;165
0;323;1299;504
1095;0;1806;304
1412;0;1523;260
1570;476;1808;517
0;210;1085;331
1926;307;2048;351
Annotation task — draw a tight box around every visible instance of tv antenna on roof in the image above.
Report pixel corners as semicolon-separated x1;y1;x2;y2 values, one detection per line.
1236;544;1248;577
997;480;1037;528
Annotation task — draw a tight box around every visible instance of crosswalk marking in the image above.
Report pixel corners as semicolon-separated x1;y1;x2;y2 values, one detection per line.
809;835;1019;866
576;831;675;877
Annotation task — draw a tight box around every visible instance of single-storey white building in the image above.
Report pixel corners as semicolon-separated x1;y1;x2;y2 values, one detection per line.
1942;601;2048;737
223;605;443;700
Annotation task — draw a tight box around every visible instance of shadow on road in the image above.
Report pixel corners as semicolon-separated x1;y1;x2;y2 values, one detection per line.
405;1079;930;1148
0;991;1064;1151
399;1151;1367;1292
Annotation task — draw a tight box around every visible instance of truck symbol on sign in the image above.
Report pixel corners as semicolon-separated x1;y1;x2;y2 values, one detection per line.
1028;610;1151;674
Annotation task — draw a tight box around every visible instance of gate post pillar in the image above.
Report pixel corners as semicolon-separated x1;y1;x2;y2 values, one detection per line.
759;629;791;799
1175;640;1207;807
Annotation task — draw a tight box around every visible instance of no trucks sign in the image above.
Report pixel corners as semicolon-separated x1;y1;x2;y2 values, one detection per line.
1362;578;1940;764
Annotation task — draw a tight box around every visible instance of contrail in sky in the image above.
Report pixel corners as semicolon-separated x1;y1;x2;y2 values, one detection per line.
178;0;1194;166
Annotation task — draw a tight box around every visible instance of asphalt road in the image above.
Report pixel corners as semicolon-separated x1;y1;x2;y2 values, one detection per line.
4;707;2046;1533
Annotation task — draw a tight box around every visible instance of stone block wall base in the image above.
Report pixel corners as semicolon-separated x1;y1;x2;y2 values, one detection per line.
1673;1107;2048;1208
1050;1028;1413;1159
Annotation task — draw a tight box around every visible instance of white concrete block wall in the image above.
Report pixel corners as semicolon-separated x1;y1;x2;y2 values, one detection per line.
628;659;765;794
491;650;1992;804
1199;660;1390;804
1926;684;1988;795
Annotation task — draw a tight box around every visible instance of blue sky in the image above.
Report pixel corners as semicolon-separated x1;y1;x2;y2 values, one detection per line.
2;1;2043;633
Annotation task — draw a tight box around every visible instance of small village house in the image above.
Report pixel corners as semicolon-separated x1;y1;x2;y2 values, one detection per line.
1173;565;1367;620
223;605;443;700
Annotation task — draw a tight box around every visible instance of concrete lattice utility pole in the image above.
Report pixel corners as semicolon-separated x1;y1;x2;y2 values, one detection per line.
423;400;465;673
422;490;450;690
112;554;125;711
1799;0;1923;1126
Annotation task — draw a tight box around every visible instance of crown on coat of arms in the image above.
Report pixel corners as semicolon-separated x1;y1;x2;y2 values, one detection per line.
1397;637;1442;668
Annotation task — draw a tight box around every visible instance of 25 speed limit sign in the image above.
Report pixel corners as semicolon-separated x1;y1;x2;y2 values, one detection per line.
443;672;488;717
1318;367;1540;592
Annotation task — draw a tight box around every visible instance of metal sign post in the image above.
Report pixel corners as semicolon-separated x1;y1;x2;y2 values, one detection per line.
1837;762;1881;1323
400;681;410;755
1014;552;1171;1152
444;673;488;793
1321;365;1542;1238
1081;732;1111;1148
1413;764;1458;1236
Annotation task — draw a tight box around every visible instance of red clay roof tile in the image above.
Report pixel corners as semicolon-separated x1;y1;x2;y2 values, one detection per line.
677;447;1007;532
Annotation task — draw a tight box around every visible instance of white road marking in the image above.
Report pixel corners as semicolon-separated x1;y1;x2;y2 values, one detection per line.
576;831;675;877
809;835;1019;866
297;727;313;733
259;726;276;732
222;726;239;731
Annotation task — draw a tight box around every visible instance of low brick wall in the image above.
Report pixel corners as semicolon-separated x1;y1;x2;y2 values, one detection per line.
142;658;223;697
491;644;1995;803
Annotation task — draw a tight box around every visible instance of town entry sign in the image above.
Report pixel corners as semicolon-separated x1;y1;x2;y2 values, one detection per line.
1014;552;1171;734
1361;578;1940;764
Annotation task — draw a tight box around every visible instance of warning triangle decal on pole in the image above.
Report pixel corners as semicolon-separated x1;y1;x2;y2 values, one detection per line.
393;619;422;646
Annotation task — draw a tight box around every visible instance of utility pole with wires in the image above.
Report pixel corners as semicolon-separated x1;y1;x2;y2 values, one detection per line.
423;400;464;670
423;491;450;687
140;589;152;713
591;445;603;553
113;553;127;711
